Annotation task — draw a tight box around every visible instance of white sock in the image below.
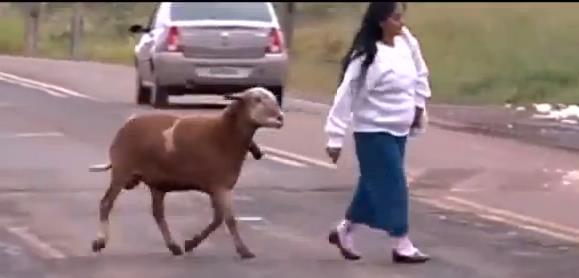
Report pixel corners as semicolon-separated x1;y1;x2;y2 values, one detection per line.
336;220;359;253
394;235;418;256
337;219;355;233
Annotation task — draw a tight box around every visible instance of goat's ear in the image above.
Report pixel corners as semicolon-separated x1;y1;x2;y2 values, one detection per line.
223;91;246;101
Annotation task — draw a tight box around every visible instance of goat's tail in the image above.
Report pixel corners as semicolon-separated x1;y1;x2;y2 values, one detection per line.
89;163;112;172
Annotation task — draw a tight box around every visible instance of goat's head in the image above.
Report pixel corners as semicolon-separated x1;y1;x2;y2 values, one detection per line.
224;87;284;129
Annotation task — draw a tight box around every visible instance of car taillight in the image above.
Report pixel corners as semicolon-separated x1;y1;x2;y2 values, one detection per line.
166;26;181;52
266;28;284;54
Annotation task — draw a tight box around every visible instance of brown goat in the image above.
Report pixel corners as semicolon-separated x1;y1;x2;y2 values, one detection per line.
88;87;284;259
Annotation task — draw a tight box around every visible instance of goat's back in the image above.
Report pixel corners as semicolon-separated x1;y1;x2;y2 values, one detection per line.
108;113;244;191
109;113;177;169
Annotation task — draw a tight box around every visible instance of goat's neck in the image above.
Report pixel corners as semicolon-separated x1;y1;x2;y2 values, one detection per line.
222;103;258;148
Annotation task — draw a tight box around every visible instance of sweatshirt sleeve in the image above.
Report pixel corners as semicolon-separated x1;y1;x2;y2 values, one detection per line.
324;58;362;148
402;27;432;109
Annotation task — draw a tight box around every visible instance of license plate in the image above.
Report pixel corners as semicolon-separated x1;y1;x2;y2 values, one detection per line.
209;67;239;76
196;66;250;78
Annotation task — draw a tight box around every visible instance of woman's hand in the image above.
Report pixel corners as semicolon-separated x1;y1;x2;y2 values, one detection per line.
411;106;424;129
326;147;342;164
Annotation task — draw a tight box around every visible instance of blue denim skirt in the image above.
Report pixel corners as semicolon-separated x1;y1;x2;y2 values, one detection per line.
345;132;409;237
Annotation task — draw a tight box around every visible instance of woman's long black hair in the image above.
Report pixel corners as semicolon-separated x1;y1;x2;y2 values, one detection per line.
337;2;399;87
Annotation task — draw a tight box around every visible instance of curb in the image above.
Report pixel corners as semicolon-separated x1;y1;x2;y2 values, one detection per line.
286;96;579;153
429;117;579;153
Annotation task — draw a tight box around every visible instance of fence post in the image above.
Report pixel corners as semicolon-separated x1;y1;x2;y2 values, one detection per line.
278;2;296;52
70;2;83;60
23;2;41;56
284;2;295;51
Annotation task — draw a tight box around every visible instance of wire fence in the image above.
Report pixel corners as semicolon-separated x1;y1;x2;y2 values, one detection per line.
3;2;364;62
0;2;367;95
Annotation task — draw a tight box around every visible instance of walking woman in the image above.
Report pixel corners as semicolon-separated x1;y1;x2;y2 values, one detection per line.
324;2;431;264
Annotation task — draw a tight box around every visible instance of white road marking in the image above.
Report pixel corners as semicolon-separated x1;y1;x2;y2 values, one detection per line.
0;132;64;139
233;194;254;202
0;72;98;101
450;187;483;193
88;163;110;172
0;75;68;98
445;196;579;238
261;146;337;170
0;241;23;256
6;226;67;259
0;72;333;171
236;216;265;222
415;195;579;244
478;214;508;223
265;154;307;168
516;224;579;243
411;196;469;213
0;71;334;171
479;213;579;243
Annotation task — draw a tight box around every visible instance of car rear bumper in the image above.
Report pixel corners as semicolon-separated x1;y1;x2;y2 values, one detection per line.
152;52;288;90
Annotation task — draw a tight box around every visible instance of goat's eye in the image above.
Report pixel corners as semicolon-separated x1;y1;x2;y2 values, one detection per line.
256;97;263;103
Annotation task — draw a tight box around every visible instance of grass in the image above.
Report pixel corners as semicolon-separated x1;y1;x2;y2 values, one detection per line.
406;3;579;105
1;3;579;105
0;10;25;55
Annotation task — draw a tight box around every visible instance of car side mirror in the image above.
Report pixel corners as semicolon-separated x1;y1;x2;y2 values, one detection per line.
129;24;150;34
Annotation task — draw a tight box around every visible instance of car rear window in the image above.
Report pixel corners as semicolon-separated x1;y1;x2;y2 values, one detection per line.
170;2;272;22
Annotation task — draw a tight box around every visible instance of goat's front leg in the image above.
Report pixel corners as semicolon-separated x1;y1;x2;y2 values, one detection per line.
150;187;183;256
248;140;263;160
184;193;224;253
220;190;255;259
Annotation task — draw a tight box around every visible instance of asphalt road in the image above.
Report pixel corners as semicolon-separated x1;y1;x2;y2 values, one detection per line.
1;73;579;278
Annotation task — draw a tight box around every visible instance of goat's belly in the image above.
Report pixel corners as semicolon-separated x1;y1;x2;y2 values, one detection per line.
154;182;205;193
138;167;207;191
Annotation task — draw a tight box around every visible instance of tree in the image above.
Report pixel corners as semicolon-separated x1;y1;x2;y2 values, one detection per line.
277;2;295;51
21;2;42;56
70;2;83;60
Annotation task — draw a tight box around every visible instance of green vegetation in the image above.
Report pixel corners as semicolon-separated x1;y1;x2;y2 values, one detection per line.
1;3;578;104
0;10;25;55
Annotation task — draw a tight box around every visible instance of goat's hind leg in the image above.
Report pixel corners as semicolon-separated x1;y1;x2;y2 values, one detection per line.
92;174;129;253
184;193;224;253
150;187;183;256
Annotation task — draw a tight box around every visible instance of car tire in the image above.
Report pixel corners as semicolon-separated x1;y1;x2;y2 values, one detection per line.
151;82;169;108
269;86;284;108
135;75;152;105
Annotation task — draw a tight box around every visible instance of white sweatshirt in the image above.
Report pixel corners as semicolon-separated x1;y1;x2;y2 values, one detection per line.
324;27;432;148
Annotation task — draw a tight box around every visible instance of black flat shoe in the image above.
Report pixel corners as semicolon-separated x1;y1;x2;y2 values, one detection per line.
328;230;361;261
392;249;430;264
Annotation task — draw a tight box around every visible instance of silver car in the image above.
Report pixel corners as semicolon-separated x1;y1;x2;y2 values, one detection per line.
129;2;289;108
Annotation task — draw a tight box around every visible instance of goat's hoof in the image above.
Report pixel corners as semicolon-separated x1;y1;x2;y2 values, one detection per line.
184;236;202;253
168;243;183;256
238;249;256;259
91;239;106;253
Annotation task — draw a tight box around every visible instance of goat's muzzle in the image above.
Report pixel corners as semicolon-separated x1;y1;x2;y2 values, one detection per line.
273;113;284;129
264;113;284;129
